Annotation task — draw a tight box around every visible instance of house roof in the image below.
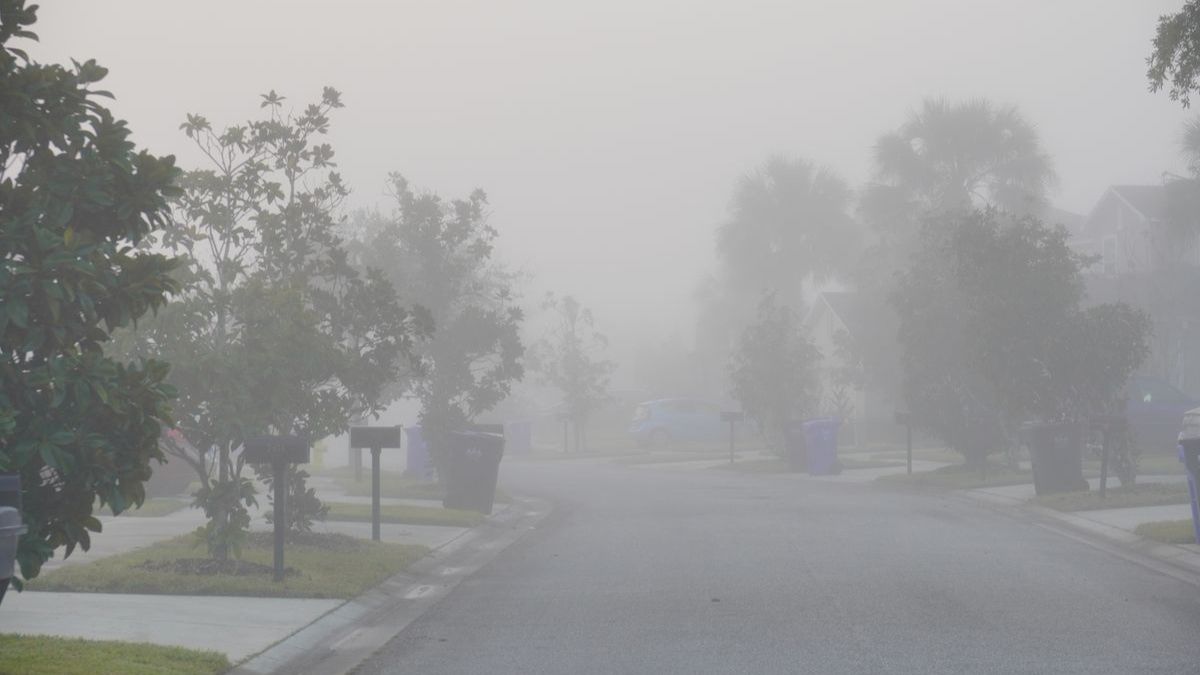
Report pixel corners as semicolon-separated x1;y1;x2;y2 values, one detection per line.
1043;206;1085;236
1109;185;1168;222
818;291;888;341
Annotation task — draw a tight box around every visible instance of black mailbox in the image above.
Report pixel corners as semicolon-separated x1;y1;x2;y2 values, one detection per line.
894;411;912;425
351;425;405;542
243;435;310;464
243;435;310;583
0;475;19;511
721;411;744;423
350;426;402;449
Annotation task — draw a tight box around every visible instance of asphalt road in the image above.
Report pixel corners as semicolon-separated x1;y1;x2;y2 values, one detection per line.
357;460;1200;674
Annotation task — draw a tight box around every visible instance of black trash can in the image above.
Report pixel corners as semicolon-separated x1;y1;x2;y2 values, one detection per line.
1019;422;1088;496
442;431;505;514
783;421;807;472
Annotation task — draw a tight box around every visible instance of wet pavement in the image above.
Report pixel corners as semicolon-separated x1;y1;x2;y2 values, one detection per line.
357;459;1200;674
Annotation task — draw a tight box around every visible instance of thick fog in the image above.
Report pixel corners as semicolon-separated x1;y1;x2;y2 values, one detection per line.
15;4;1200;672
31;0;1188;385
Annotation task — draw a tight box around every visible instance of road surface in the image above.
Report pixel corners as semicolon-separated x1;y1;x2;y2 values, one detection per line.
357;459;1200;674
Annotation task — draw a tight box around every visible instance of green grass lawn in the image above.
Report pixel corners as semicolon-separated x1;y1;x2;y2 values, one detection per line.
99;498;189;518
711;455;906;474
1096;453;1188;476
329;472;512;504
0;634;229;675
324;502;484;527
1031;482;1191;512
839;457;906;470
516;448;649;461
612;452;729;466
868;447;962;464
29;531;427;599
321;467;446;500
877;462;1032;489
1134;519;1198;545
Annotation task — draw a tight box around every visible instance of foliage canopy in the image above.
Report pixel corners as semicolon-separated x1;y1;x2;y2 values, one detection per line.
0;0;181;580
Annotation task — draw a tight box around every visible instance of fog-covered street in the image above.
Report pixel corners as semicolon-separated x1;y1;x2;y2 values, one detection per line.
359;461;1200;674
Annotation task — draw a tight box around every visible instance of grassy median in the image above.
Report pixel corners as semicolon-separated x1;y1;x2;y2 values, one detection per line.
0;634;229;675
324;468;512;504
29;531;427;599
323;502;484;527
1134;519;1197;545
877;462;1032;489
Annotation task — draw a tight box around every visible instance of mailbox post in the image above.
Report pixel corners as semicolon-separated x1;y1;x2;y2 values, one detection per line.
895;411;913;475
1089;415;1122;500
721;411;743;464
350;426;403;542
243;435;310;582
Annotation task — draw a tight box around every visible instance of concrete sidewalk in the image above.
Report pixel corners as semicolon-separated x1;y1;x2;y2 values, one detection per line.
623;450;953;482
0;499;483;665
41;497;471;572
802;459;951;483
972;474;1188;505
0;592;343;663
41;507;207;573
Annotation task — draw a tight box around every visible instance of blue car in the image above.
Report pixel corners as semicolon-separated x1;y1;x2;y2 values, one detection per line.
629;398;727;449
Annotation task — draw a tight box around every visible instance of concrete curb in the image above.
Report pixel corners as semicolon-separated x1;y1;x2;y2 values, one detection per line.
228;497;551;675
956;486;1200;585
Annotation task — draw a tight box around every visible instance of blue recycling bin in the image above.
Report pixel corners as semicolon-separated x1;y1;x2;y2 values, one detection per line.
504;420;533;454
404;426;436;483
803;418;841;476
1179;439;1200;545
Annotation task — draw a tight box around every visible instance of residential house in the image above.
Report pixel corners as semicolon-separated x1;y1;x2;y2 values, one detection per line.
804;291;900;446
1076;183;1200;276
1074;180;1200;395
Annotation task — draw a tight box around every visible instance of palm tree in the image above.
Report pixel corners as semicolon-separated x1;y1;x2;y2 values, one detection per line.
1182;117;1200;175
867;98;1056;230
716;156;859;311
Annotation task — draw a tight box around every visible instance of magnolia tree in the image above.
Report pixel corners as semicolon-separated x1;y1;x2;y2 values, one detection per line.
0;1;181;581
347;175;523;469
892;209;1149;468
728;294;822;451
1149;1;1200;107
124;90;426;558
531;294;614;452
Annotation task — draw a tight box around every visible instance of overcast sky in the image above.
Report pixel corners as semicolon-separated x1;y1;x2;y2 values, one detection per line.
31;0;1194;377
